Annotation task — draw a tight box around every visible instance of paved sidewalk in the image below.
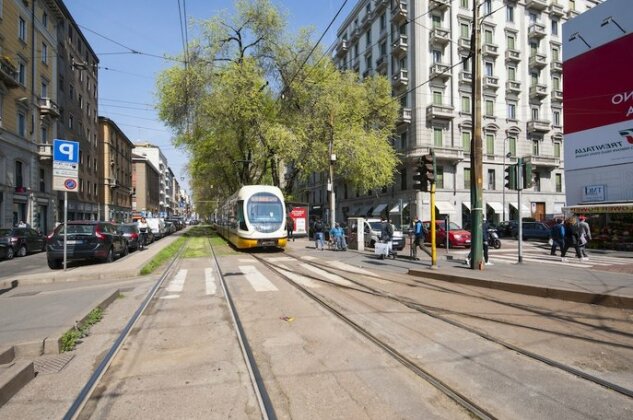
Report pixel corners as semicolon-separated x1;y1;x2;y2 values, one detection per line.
285;236;633;309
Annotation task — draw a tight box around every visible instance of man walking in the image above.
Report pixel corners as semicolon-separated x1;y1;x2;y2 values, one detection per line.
313;218;325;250
577;215;591;260
550;218;565;256
412;217;426;260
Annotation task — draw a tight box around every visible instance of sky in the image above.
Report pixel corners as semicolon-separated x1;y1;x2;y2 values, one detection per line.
64;0;356;195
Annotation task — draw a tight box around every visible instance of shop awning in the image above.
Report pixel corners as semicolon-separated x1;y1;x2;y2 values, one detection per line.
347;206;360;216
358;205;372;217
371;203;388;216
435;201;456;215
462;201;471;210
563;203;633;214
486;202;504;214
510;202;531;216
389;202;409;213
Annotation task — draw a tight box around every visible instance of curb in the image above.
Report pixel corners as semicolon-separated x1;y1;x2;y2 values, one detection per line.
408;268;633;309
0;361;35;408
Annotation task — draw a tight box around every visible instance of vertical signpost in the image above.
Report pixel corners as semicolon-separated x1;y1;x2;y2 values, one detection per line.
53;139;80;270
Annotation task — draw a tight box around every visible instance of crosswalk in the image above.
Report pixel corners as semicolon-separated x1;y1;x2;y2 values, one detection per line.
488;247;631;268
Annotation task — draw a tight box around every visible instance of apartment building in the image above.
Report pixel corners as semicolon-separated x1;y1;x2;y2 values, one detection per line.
133;143;176;217
131;152;160;216
323;0;601;227
98;116;133;221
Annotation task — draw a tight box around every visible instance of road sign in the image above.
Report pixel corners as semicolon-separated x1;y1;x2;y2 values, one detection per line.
53;139;79;192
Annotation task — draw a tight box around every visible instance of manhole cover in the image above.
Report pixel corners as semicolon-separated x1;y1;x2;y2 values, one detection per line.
34;353;75;374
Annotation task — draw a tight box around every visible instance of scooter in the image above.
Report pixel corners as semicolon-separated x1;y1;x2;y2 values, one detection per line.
488;228;501;249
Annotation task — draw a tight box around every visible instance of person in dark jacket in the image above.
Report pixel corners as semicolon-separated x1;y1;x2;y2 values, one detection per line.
561;216;582;262
412;217;426;260
286;214;295;242
550;218;565;256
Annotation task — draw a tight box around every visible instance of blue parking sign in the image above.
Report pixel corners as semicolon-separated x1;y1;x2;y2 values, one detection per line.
53;139;80;163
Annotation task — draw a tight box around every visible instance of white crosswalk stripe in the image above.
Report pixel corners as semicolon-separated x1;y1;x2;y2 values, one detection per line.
300;264;355;287
161;269;187;299
490;249;629;268
238;265;278;292
276;264;321;288
205;267;217;295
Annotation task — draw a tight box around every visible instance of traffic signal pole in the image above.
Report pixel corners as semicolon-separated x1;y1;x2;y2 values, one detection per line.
470;3;484;270
430;166;437;269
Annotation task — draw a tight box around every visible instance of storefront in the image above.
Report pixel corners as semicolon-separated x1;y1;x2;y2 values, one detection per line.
563;203;633;251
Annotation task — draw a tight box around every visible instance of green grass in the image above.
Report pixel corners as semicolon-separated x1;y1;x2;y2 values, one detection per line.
182;237;211;258
140;237;187;275
60;307;104;352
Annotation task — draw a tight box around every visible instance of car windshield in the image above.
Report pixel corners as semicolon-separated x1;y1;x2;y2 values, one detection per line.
369;222;383;230
441;222;462;230
57;224;95;235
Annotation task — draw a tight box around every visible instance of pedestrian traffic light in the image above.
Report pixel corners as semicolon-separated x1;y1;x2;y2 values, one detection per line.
505;164;517;190
522;160;534;189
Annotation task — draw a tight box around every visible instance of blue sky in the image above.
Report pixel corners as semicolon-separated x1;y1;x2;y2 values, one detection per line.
64;0;355;195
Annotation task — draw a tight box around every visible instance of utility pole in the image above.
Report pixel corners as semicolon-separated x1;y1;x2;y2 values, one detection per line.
470;3;484;269
328;114;336;228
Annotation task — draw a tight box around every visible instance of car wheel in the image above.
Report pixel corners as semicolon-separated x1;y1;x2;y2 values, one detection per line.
47;259;61;269
370;240;376;248
122;245;129;257
17;245;27;257
104;248;114;263
6;247;15;260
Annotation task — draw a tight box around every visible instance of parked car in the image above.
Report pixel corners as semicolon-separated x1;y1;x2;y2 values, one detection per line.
46;221;128;269
496;220;518;237
118;223;142;251
164;221;176;235
511;221;551;241
0;227;47;260
423;220;471;248
145;217;166;240
363;219;405;251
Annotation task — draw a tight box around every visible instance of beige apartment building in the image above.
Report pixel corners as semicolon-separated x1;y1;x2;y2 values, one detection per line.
132;153;160;217
98;116;133;222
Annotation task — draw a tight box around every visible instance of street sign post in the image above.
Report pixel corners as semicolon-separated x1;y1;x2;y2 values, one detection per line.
53;139;80;270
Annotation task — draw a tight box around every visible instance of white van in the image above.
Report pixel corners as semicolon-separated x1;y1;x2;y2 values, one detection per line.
145;217;166;239
363;219;405;251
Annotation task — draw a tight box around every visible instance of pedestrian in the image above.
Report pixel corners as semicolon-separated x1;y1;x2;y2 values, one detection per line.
313;218;325;250
466;218;491;266
577;215;591;260
17;220;27;228
137;217;150;249
380;217;394;256
329;223;347;251
412;217;426;260
286;214;295;242
561;216;582;262
549;218;565;256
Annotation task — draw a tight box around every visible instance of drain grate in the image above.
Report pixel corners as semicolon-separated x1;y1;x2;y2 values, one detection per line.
34;353;75;374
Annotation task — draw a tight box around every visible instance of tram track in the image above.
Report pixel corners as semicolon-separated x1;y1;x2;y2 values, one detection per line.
249;251;633;412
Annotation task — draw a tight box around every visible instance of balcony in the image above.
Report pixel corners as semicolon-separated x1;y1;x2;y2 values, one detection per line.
374;0;388;13
528;23;546;39
567;9;580;19
39;97;60;118
526;0;548;11
426;104;455;120
505;49;521;62
551;89;563;102
483;76;499;90
38;143;52;161
551;60;562;73
529;53;547;69
429;28;450;46
433;147;464;163
549;2;565;17
375;55;388;73
459;71;472;84
506;80;522;94
529;83;548;99
392;68;408;89
336;39;349;57
482;43;499;58
526;155;560;168
0;56;19;88
429;0;450;12
458;37;471;52
429;63;451;81
527;119;551;133
361;13;371;30
350;25;361;42
397;107;412;125
391;0;408;24
392;34;408;56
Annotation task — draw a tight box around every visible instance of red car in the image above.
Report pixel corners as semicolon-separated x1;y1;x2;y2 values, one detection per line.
423;221;471;248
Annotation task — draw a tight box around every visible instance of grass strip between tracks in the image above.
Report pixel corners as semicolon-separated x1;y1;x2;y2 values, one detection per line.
140;237;186;275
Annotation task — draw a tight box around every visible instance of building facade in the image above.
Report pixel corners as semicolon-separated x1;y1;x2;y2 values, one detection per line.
132;153;160;216
133;143;175;217
323;0;600;227
98;116;133;221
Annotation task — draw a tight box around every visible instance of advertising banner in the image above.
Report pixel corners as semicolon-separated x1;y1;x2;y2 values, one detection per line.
289;206;308;235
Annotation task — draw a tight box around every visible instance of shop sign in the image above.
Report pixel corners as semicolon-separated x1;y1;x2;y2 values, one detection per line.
582;185;605;202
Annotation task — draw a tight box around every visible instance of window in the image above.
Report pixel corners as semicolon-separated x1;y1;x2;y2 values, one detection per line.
433;91;442;105
40;169;46;192
508;136;517;156
532;140;540;156
533;173;541;192
507;34;516;50
41;126;48;143
15;161;24;187
18;62;26;85
507;102;517;120
18;17;26;41
484;29;493;44
401;167;407;190
41;81;48;98
487;169;496;190
553;109;561;126
506;5;514;23
42;43;48;64
464;167;471;189
68;114;73;129
552;47;560;61
380;13;386;31
432;15;441;28
69;84;74;101
554;142;561;158
486;133;495;155
507;66;516;81
460;23;469;39
400;132;407;149
530;42;538;57
462;131;471;153
555;173;562;192
434;128;443;147
43;12;48;28
462;55;470;71
531;107;540;121
436;166;444;189
485;99;494;116
432;49;442;63
485;62;493;77
570;0;576;11
461;95;471;113
551;19;559;36
365;30;371;46
483;0;491;15
17;112;26;136
461;0;469;9
531;72;539;85
552;76;561;90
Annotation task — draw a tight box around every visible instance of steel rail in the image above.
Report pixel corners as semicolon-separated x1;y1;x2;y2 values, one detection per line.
63;238;189;420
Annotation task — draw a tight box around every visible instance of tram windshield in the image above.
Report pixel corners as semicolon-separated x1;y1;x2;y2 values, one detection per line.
246;192;283;232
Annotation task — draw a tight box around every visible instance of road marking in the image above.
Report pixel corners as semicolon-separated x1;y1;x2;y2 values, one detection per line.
276;264;320;288
239;258;253;263
300;264;355;287
300;256;317;261
239;265;278;292
205;267;217;295
326;261;377;277
266;257;294;262
165;269;187;293
159;295;179;300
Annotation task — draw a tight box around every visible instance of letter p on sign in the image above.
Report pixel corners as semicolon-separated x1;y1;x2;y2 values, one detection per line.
53;139;79;163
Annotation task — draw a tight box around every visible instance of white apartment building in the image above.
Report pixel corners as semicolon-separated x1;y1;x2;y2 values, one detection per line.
321;0;601;227
133;143;174;217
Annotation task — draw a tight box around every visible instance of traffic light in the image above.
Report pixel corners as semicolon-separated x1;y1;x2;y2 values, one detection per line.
421;152;435;184
522;160;534;189
413;162;426;191
505;164;517;190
